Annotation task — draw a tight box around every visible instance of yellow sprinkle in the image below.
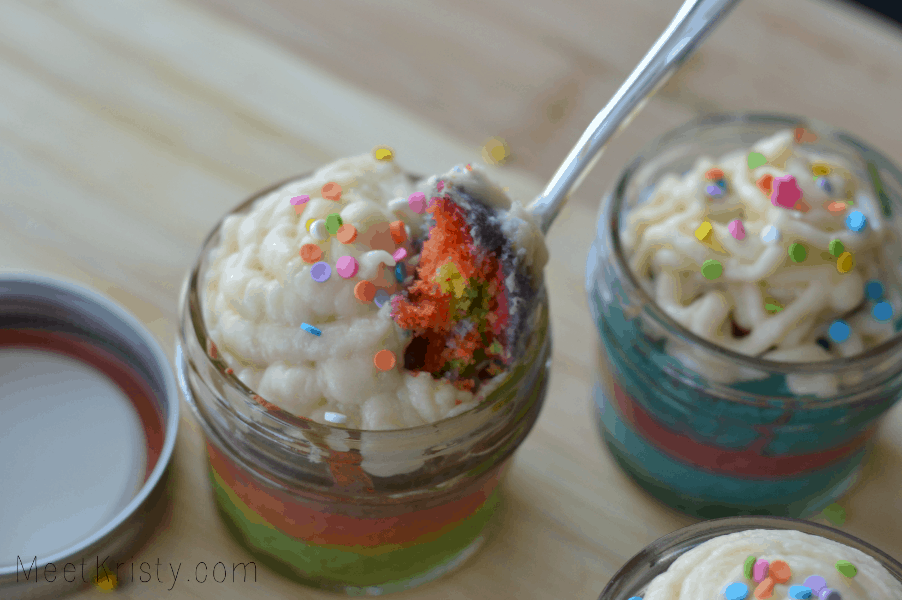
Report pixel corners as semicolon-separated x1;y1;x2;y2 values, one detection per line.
435;262;464;295
695;222;713;242
93;571;118;592
837;251;854;273
373;147;394;161
481;137;510;165
305;218;316;232
811;163;832;177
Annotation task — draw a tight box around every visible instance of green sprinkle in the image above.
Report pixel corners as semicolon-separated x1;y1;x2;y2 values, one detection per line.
836;560;857;578
701;259;723;280
325;213;343;235
829;239;845;258
747;152;767;169
765;303;784;313
788;243;807;262
822;503;846;525
744;555;756;579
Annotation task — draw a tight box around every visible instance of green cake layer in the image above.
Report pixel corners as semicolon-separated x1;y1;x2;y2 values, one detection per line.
210;467;501;592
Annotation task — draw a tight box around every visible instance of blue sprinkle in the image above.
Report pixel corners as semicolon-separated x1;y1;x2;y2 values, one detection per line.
815;338;831;350
627;597;643;600
866;279;885;300
706;184;724;198
789;585;813;599
395;262;405;283
723;582;748;600
829;320;851;343
846;210;867;232
301;323;322;336
873;301;893;322
374;289;391;308
817;176;833;194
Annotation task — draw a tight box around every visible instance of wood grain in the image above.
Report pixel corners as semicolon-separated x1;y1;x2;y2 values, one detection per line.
0;0;900;598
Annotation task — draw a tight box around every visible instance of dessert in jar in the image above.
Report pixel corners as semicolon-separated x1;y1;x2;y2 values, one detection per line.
177;149;551;594
587;114;902;517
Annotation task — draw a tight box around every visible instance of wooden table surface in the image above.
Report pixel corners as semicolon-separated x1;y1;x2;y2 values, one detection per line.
3;0;901;598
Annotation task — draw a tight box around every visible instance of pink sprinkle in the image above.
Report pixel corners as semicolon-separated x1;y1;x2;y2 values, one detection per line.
728;219;746;240
753;559;770;582
437;180;445;192
290;195;310;206
408;192;427;214
335;256;359;279
392;248;408;261
771;174;802;208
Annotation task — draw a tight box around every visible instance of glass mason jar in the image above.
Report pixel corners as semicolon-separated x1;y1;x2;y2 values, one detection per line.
176;175;551;595
587;113;902;518
598;516;902;599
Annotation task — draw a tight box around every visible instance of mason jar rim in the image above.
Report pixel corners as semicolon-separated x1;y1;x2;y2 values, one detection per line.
599;515;902;599
178;170;550;441
605;111;902;375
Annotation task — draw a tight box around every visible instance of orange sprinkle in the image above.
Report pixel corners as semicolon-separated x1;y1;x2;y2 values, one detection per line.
374;349;396;371
390;220;407;244
299;244;322;263
757;174;774;194
793;199;810;213
768;560;791;584
337;224;358;244
354;281;376;303
795;127;818;143
322;182;342;201
827;201;848;213
705;168;724;180
754;577;775;599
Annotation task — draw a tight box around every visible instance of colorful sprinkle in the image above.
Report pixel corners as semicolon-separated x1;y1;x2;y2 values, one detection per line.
374;289;390;308
395;262;406;283
436;180;445;192
374;349;396;371
390;220;408;244
306;218;317;232
822;503;846;525
299;243;322;263
761;225;781;244
803;576;827;594
837;251;854;273
392;247;408;262
812;163;831;176
795;127;818;143
301;323;322;336
789;586;813;599
826;201;847;213
290;194;310;206
311;219;329;242
310;262;331;282
723;582;749;600
794;199;811;213
873;301;893;322
337;224;357;244
695;221;714;242
765;302;783;313
829;320;851;343
706;184;725;198
754;576;774;599
817;177;833;194
866;280;885;300
627;598;643;600
768;560;791;583
408;192;427;213
701;259;723;280
835;560;857;578
728;219;746;241
373;147;394;161
325;213;344;235
335;256;359;279
354;280;376;303
752;559;770;582
771;174;803;208
788;243;807;262
323;411;348;424
818;589;841;600
757;174;774;194
705;168;725;180
482;136;510;164
748;152;767;169
322;182;342;201
829;239;845;257
744;555;757;579
846;210;867;232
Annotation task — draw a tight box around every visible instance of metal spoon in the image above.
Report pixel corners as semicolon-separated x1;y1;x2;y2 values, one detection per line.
528;0;742;233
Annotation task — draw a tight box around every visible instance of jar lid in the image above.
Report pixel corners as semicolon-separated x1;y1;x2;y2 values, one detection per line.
0;273;179;599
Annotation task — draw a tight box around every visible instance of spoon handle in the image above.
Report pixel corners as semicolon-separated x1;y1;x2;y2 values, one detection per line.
527;0;742;233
